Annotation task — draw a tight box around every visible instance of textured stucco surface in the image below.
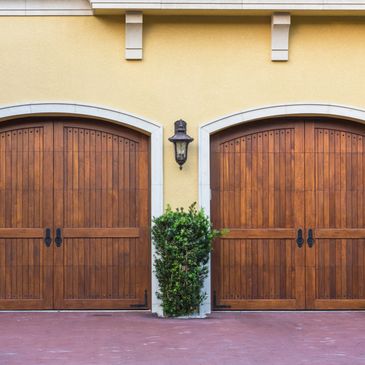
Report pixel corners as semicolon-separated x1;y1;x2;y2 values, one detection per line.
1;16;365;207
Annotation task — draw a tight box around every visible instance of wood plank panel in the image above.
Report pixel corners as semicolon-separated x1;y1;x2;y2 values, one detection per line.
0;229;44;238
54;120;150;309
0;122;53;309
316;229;365;239
305;120;365;309
224;229;296;239
211;120;305;310
63;228;140;238
213;117;365;310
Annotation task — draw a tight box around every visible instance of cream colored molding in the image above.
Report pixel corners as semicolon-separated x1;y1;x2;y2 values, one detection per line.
2;0;365;16
125;12;143;60
0;0;93;16
0;102;164;316
271;13;290;61
89;0;365;13
198;103;365;316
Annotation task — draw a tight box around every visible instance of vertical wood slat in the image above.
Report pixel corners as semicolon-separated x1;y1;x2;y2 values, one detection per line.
28;129;35;300
34;128;40;300
111;136;118;300
12;132;17;299
84;130;91;299
95;131;102;299
89;130;96;299
358;135;364;299
22;130;29;299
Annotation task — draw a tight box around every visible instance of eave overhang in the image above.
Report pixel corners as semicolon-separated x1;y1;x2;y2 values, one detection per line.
89;1;365;15
3;1;365;16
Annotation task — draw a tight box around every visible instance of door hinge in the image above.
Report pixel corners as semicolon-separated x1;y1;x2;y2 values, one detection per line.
213;290;231;309
130;289;148;308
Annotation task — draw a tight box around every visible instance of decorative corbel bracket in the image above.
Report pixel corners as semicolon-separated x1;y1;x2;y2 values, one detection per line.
125;11;143;60
271;13;291;61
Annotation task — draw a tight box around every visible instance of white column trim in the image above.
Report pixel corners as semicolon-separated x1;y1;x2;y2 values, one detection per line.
271;13;291;61
0;102;164;315
198;102;365;316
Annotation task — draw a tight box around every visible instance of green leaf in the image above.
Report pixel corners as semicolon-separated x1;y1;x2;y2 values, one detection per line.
152;202;222;317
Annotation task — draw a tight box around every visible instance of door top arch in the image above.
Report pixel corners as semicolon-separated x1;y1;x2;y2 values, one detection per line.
200;103;365;135
0;104;164;251
198;104;365;246
0;102;162;135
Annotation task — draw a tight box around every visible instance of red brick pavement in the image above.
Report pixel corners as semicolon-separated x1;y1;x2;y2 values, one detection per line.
0;311;364;365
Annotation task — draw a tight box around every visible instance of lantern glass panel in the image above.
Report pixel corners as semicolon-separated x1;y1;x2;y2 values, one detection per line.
176;141;187;160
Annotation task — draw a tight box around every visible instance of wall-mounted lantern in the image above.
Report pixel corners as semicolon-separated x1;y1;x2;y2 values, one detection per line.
168;119;194;170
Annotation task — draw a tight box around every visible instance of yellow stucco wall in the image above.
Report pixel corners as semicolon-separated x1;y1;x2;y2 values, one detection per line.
1;15;365;208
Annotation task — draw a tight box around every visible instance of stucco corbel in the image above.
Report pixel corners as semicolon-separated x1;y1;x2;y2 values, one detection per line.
271;13;291;61
125;11;143;60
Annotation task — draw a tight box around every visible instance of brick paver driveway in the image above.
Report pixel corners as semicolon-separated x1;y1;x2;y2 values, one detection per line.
1;312;364;365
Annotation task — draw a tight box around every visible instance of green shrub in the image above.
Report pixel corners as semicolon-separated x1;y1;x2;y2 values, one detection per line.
152;203;222;317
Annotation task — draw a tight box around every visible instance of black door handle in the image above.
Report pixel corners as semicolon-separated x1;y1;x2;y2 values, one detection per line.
296;228;304;248
44;228;52;247
55;228;62;247
307;228;314;248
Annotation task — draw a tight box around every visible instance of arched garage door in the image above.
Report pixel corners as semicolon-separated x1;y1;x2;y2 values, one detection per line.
0;118;150;309
211;118;365;310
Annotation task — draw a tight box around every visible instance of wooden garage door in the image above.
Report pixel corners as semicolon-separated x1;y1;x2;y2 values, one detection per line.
0;118;150;310
211;118;365;310
306;120;365;309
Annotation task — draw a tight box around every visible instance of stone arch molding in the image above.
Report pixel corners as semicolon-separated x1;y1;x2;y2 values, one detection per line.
198;102;365;316
0;102;163;315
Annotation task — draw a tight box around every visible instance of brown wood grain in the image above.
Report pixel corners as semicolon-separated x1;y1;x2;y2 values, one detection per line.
212;117;365;310
0;122;54;309
0;229;44;238
0;117;150;310
211;120;305;309
224;229;296;239
306;120;365;308
63;228;140;238
53;120;150;309
315;229;365;239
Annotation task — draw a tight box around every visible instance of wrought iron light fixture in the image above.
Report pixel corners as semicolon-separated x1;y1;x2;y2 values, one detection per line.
168;119;194;170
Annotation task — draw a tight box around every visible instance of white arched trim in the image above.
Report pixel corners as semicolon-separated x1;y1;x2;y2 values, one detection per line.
0;102;163;315
198;103;365;316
